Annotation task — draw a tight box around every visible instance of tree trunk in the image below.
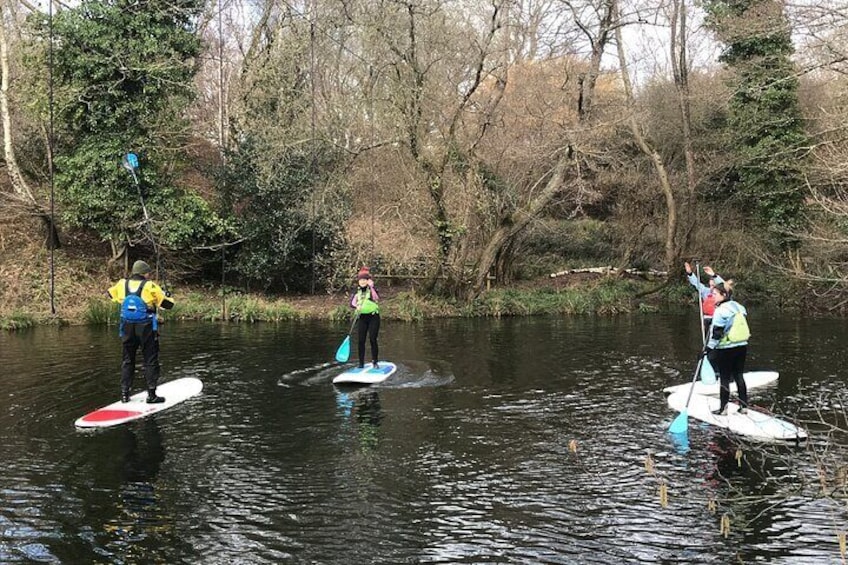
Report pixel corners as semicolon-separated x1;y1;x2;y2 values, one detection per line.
472;156;572;295
671;0;697;255
615;6;678;271
577;0;615;122
0;0;60;247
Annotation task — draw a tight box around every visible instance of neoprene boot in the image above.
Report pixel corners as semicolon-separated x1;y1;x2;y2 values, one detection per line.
121;390;130;403
712;406;727;416
146;389;165;404
372;360;379;368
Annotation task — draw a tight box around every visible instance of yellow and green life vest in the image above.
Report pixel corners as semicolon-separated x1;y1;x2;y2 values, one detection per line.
720;304;750;345
356;288;380;315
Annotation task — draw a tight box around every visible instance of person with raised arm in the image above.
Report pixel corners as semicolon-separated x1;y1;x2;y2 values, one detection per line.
684;262;724;339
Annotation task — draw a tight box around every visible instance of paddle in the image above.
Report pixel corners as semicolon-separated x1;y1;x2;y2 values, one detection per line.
694;261;717;385
334;312;360;363
669;355;706;434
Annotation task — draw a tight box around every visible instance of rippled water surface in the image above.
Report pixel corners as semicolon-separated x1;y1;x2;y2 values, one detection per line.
1;314;847;563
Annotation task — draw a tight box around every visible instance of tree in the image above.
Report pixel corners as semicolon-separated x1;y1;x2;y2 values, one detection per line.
0;0;59;247
215;0;349;291
704;0;809;254
670;0;698;253
614;0;680;271
47;0;224;267
469;0;619;293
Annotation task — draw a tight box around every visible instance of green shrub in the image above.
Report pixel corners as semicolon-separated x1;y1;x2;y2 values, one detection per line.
390;292;427;322
329;304;352;322
0;311;36;331
169;292;222;321
84;299;119;325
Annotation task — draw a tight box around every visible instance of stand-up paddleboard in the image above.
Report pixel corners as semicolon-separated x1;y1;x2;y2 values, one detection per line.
666;391;807;442
75;377;203;428
663;371;778;397
333;362;397;385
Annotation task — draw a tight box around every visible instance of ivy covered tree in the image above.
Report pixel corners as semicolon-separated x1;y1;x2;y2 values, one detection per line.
44;0;227;261
704;0;808;249
218;140;347;293
218;5;348;293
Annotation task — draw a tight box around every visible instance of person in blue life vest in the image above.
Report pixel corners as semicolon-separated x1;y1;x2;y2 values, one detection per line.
349;266;381;369
106;260;175;403
684;262;724;339
702;280;749;416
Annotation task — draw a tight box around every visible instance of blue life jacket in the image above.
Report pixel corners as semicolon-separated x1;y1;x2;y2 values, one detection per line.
119;279;157;337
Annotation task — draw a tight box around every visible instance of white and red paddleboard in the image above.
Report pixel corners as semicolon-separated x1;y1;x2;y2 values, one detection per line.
75;377;203;428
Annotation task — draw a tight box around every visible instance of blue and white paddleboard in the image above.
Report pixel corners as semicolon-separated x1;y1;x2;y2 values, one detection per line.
333;362;397;385
663;370;778;397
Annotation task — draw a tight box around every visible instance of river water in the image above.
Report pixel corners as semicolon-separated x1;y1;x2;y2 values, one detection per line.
1;313;846;564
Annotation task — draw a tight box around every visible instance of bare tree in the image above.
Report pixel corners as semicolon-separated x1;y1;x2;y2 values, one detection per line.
613;0;679;271
0;0;59;247
669;0;698;253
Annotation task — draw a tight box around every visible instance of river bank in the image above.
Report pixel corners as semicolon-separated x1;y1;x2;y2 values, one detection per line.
1;272;662;330
0;231;813;331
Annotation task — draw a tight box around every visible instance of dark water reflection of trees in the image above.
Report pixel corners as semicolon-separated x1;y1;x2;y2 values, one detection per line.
0;315;846;563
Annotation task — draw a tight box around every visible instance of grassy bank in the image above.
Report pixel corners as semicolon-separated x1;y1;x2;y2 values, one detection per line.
0;227;814;332
2;275;671;331
0;265;816;332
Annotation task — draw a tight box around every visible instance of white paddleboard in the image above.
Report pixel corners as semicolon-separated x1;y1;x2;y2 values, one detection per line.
333;362;397;385
666;391;807;442
663;371;778;397
75;377;203;428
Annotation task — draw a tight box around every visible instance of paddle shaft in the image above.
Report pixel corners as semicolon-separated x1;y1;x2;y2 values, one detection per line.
682;356;705;409
668;356;704;433
348;310;361;335
669;269;710;433
696;262;707;345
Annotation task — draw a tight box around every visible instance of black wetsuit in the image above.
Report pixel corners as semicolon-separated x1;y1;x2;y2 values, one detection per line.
120;276;160;395
357;313;380;368
710;346;748;411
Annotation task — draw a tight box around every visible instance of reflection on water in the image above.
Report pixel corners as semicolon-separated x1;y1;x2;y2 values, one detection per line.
0;315;847;563
336;389;384;452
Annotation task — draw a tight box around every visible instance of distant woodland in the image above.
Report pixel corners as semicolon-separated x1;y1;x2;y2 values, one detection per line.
1;0;848;302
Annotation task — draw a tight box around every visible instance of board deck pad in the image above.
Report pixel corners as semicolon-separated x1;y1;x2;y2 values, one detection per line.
75;377;203;428
663;371;779;397
666;391;807;442
333;362;397;385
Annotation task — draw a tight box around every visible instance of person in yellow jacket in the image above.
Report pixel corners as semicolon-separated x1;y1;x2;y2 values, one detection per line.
106;260;175;403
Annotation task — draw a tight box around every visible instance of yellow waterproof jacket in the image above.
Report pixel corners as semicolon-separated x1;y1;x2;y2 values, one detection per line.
107;277;174;310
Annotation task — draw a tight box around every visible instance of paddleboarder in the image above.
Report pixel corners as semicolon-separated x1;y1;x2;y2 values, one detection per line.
106;260;175;403
703;280;750;416
349;266;381;369
684;261;724;339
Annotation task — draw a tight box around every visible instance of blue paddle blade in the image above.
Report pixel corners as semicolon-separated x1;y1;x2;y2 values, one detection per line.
335;335;351;363
669;430;690;454
700;358;717;385
122;152;139;172
668;409;689;434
